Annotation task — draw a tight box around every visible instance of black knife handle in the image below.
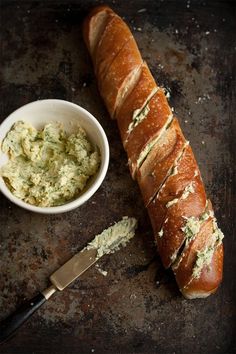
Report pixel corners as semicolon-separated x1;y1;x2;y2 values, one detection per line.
0;292;46;344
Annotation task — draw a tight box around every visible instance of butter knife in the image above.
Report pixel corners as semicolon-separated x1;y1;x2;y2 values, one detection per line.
0;217;137;344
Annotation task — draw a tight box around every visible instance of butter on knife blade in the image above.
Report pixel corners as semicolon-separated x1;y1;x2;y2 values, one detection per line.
0;217;137;344
86;216;137;258
50;216;137;291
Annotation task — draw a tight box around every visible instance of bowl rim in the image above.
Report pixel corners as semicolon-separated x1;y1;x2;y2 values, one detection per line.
0;99;110;214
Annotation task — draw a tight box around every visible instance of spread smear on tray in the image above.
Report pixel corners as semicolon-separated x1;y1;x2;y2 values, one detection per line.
86;216;138;258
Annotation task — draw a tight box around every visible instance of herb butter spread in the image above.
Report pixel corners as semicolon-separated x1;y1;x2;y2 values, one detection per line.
181;207;214;241
182;182;195;199
137;113;173;167
1;121;100;206
181;216;202;242
166;198;179;208
166;182;195;208
180;209;224;279
127;104;150;135
158;228;164;238
192;246;215;279
192;217;224;278
86;216;137;259
126;87;158;137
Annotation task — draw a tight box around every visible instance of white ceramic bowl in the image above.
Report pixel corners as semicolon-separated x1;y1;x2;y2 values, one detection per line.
0;99;109;214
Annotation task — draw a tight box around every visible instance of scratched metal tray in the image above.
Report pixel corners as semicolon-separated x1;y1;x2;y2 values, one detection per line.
0;1;235;353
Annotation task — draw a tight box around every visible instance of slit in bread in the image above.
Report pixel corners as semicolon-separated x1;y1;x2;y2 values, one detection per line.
152;152;200;240
180;213;224;293
124;89;173;179
172;207;224;297
171;202;213;270
173;215;215;284
128;113;173;179
125;87;158;139
135;111;173;168
98;36;143;118
165;182;195;208
149;144;198;208
116;63;158;144
181;243;223;299
137;119;188;205
115;64;143;118
145;140;190;207
149;175;207;268
83;6;114;56
95;14;133;79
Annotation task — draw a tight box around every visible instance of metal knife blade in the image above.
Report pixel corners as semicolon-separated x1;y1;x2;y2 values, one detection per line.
50;248;98;291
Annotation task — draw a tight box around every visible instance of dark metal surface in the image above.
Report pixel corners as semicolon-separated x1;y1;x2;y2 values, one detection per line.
0;1;235;353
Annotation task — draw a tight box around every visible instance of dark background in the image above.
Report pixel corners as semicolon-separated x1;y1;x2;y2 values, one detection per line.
0;1;235;353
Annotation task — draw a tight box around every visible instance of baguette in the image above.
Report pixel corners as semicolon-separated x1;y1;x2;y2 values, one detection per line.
83;6;224;299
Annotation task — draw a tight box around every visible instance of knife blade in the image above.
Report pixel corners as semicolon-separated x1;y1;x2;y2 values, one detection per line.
0;217;137;344
49;248;98;291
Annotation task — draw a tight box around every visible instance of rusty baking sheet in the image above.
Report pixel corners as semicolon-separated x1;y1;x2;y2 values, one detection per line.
0;1;235;353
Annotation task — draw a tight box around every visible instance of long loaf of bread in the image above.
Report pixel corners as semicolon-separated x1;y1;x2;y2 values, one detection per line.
83;6;224;299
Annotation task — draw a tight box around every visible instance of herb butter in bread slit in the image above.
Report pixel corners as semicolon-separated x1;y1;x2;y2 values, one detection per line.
148;175;207;268
116;63;158;145
174;200;213;268
173;216;215;283
83;6;224;299
172;211;224;298
141;143;200;210
123;89;173;178
181;244;223;299
152;144;199;208
137;118;187;205
145;145;203;236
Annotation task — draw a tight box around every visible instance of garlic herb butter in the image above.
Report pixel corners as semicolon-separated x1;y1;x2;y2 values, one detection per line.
127;104;150;134
192;246;215;279
86;216;137;258
166;182;195;209
137;113;173;168
1;121;100;207
191;216;224;279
